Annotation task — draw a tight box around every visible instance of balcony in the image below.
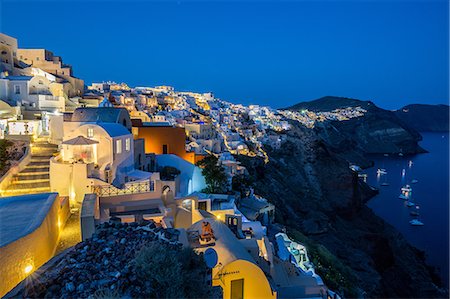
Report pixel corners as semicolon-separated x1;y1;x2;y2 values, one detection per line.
92;180;155;197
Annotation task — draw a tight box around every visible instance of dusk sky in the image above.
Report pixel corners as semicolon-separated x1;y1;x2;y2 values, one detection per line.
1;0;448;109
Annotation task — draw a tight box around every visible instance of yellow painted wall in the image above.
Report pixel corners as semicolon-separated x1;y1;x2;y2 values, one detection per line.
213;259;276;299
0;195;70;297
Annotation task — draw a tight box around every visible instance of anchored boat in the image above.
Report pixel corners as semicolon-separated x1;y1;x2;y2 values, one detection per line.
399;185;412;200
377;168;387;175
409;219;424;226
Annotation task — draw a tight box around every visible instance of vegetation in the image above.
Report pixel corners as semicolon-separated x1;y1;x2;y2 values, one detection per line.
287;228;359;298
133;242;218;298
232;174;253;197
0;139;12;173
160;166;181;181
196;155;228;194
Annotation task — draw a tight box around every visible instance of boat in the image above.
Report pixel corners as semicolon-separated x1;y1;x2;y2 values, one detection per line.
380;182;389;186
383;153;389;157
377;168;387;175
409;219;424;226
411;179;418;184
399;185;412;200
406;201;415;207
408;160;413;167
410;205;420;216
399;152;404;157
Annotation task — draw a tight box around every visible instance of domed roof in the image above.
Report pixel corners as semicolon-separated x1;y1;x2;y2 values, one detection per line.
98;97;113;107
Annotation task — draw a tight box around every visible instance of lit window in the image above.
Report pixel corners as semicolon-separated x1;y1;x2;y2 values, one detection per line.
87;128;94;138
125;138;130;151
14;85;20;94
116;139;122;154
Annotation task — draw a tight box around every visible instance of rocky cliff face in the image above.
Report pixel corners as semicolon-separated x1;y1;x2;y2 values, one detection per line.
395;104;449;132
286;97;426;161
238;123;447;298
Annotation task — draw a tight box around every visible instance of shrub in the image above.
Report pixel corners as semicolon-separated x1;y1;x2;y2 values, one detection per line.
196;155;227;194
132;242;217;298
160;166;181;181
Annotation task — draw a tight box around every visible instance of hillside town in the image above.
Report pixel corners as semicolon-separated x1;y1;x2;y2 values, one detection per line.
0;33;369;298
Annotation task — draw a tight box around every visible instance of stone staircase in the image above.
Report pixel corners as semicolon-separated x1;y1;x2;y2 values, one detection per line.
2;137;58;197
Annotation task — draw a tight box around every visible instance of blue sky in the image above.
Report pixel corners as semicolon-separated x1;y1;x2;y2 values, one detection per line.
1;0;448;109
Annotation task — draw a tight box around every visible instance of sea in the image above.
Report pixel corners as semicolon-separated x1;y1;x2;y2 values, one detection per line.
366;132;449;287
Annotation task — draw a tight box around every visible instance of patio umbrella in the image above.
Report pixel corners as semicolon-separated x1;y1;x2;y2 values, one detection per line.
62;135;99;145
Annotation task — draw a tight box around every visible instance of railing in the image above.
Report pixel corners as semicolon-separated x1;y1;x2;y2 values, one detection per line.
92;180;155;197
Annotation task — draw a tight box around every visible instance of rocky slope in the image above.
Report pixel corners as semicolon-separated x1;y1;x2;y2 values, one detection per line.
238;123;448;298
13;220;217;299
286;97;426;163
395;104;449;132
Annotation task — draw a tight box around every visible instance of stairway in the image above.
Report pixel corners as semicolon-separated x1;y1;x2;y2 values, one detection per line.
1;137;58;197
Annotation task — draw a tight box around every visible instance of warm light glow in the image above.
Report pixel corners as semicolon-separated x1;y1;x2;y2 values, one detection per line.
217;214;222;220
24;265;33;274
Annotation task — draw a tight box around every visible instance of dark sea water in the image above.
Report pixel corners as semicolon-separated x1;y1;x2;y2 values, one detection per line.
366;132;449;287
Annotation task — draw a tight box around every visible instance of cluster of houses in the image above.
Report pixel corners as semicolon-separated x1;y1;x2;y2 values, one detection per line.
0;33;339;299
280;107;367;128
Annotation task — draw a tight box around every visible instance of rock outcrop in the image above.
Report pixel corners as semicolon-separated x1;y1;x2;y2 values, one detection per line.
286;96;426;160
15;220;217;299
395;104;449;132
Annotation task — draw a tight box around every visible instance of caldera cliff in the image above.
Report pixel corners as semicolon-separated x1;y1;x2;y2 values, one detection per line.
238;112;447;298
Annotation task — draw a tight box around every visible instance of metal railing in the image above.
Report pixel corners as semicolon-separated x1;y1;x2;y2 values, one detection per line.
92;180;155;197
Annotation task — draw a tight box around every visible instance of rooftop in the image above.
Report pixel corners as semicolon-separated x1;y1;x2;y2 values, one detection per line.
5;76;32;81
98;123;131;137
71;107;128;123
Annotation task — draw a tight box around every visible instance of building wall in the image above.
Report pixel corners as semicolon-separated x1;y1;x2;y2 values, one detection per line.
134;126;195;164
17;49;84;97
0;194;69;298
213;259;276;299
63;122;135;186
185;123;214;139
0;33;17;72
130;110;151;122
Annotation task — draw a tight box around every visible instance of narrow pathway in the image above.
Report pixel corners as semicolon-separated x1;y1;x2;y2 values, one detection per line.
55;209;81;255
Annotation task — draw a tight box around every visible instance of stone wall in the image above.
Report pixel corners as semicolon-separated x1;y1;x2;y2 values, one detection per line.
0;194;70;297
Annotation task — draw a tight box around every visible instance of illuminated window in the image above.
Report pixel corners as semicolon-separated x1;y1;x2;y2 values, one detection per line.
14;85;20;94
116;139;122;154
125;138;130;151
87;128;94;138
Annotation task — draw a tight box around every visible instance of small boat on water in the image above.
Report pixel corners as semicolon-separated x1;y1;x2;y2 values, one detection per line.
410;205;420;216
380;182;390;186
377;168;387;175
411;179;418;184
409;219;424;226
383;153;389;157
399;152;404;157
401;185;412;192
406;201;415;207
408;160;413;167
399;185;412;200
